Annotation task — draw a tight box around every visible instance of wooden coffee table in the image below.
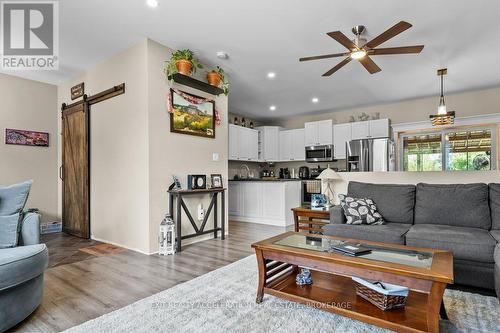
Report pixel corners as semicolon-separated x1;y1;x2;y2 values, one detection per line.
252;232;453;333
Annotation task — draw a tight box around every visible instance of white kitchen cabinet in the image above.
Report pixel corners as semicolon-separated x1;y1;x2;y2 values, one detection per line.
279;130;292;161
229;125;238;160
256;126;280;162
350;119;390;140
228;180;301;226
228;182;241;215
279;129;305;162
350;121;370;140
242;182;262;217
333;123;352;159
304;120;333;146
369;119;390;138
229;124;259;161
291;129;305;161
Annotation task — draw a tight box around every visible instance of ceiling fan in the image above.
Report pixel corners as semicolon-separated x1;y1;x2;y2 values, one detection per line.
299;21;424;76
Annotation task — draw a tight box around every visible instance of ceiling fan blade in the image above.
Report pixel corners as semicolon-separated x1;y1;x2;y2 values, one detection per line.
326;31;357;50
322;57;352;76
371;45;424;55
358;56;381;74
365;21;412;49
299;52;350;62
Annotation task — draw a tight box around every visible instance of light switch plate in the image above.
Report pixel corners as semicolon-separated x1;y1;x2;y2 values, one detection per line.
212;153;219;161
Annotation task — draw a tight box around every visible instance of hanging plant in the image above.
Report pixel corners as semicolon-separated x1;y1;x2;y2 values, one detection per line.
164;49;203;77
207;66;230;95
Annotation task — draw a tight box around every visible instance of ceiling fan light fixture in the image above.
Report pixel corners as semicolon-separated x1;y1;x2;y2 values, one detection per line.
350;50;367;59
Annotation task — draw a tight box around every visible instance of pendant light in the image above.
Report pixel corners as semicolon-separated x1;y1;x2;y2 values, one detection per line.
430;68;455;126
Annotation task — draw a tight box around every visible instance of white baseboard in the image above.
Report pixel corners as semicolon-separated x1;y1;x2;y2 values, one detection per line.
90;236;153;255
229;215;292;227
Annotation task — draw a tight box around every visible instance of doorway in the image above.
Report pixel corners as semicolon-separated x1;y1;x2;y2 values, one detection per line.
61;84;125;238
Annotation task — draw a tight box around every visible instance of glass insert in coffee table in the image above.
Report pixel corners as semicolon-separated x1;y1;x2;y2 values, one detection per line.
274;234;433;269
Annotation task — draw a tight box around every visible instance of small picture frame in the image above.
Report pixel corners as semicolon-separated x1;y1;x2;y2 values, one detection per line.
211;174;223;188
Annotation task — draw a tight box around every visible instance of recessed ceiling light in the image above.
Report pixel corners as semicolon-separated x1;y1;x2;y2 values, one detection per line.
146;0;158;8
267;72;276;79
312;97;319;103
216;51;228;59
269;105;276;111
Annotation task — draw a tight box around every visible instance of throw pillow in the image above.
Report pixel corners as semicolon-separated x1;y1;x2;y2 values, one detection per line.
0;213;21;248
0;180;33;248
338;194;385;225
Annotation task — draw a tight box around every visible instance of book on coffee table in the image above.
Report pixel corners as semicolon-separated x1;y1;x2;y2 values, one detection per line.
329;242;372;256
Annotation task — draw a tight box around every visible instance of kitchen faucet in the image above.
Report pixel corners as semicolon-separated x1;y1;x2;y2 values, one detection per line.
240;164;252;179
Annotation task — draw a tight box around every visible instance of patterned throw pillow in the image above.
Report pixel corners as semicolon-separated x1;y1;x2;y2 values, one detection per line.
338;194;385;225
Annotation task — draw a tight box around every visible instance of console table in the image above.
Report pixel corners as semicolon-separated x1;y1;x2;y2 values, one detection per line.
168;188;226;252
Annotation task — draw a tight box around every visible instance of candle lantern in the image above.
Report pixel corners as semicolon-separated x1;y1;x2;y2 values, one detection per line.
159;214;175;255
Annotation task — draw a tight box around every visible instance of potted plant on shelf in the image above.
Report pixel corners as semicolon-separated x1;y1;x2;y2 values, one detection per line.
207;66;230;95
164;49;203;77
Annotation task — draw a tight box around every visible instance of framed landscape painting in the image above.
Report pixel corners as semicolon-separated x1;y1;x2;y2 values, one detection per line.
170;89;215;138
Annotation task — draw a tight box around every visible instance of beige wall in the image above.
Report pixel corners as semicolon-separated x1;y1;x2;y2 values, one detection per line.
57;39;228;254
330;170;500;204
58;40;150;253
272;86;500;128
0;74;58;223
146;39;228;253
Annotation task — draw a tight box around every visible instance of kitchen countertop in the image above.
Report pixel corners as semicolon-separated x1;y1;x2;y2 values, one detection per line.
229;178;302;182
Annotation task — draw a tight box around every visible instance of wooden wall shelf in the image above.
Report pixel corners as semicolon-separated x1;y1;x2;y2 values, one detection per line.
168;73;224;96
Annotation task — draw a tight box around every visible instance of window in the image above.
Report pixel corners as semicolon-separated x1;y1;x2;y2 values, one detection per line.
403;134;442;171
400;126;497;171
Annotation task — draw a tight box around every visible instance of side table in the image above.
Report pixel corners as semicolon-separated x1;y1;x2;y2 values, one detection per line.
292;206;330;234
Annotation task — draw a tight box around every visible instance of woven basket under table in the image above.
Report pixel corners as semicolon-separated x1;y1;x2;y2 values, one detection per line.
353;280;407;311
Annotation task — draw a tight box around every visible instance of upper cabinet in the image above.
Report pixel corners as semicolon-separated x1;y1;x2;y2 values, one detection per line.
279;129;305;162
304;120;333;146
333;123;352;160
256;126;280;162
351;119;390;140
369;119;391;138
228;124;259;161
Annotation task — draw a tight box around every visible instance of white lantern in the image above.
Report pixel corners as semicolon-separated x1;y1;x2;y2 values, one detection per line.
159;214;175;255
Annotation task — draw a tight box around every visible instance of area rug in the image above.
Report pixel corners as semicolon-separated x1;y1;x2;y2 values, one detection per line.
65;255;500;333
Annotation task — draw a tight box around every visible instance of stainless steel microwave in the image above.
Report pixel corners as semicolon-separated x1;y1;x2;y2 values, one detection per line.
305;144;335;162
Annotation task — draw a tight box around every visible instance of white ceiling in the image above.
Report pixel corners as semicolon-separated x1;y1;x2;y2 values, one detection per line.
3;0;500;119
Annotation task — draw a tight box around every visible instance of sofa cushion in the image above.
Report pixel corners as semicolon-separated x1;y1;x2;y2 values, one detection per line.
0;244;48;291
338;195;384;225
490;183;500;230
414;183;491;229
347;181;415;224
490;229;500;242
0;213;21;248
406;224;496;263
323;223;411;245
0;180;32;216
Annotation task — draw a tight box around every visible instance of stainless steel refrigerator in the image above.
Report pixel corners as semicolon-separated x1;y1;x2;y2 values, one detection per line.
346;138;395;172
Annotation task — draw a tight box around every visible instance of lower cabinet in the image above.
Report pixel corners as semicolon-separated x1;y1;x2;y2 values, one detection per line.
228;181;301;226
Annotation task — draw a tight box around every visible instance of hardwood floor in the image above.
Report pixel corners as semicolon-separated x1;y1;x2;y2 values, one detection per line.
13;221;287;332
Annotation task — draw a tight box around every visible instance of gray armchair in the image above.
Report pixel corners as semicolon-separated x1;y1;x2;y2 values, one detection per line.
0;210;48;332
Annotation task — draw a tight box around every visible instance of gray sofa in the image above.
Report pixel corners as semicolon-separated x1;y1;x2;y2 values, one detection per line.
325;181;500;294
0;182;48;332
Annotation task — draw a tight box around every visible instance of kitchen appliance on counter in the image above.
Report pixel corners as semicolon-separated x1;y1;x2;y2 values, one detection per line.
279;168;290;179
260;169;270;178
309;165;325;179
346;138;395;172
298;166;310;179
305;144;335;162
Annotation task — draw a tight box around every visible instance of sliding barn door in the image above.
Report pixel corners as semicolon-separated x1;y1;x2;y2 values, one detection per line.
61;102;90;238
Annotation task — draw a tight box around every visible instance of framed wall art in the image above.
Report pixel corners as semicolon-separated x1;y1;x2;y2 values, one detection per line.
5;129;49;147
169;89;215;138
